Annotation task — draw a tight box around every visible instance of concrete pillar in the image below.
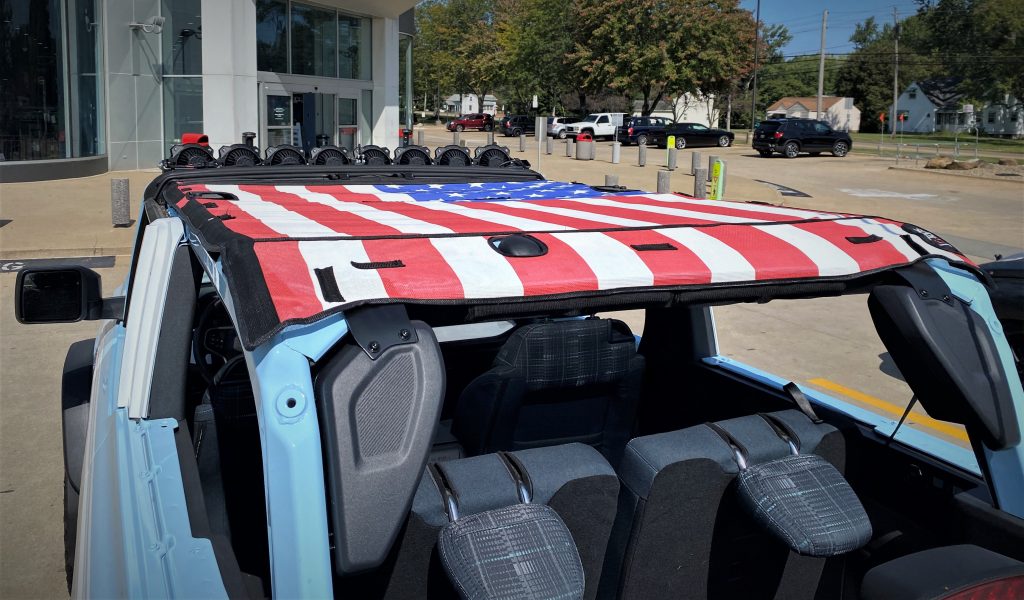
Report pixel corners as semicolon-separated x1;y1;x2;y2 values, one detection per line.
371;16;401;149
416;130;424;146
566;139;573;157
611;142;621;164
200;0;258;154
546;137;553;155
111;178;131;227
693;169;708;198
605;174;619;187
708;155;719;181
657;171;671;194
487;131;494;145
453;131;460;146
691;151;702;175
638;144;647;166
519;134;526;152
667;149;678;171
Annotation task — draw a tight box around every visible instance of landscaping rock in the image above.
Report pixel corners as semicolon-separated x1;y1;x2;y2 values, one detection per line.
998;158;1019;166
946;160;981;170
925;156;954;169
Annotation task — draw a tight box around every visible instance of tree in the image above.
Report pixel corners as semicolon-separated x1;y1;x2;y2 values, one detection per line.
569;0;756;116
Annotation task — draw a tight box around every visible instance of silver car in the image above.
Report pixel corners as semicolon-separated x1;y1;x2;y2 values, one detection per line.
547;116;570;139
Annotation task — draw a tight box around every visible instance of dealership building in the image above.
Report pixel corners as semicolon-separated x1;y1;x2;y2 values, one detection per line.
0;0;415;182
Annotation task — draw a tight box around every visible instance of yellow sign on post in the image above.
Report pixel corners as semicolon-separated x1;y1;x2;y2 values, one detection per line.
666;135;675;156
709;159;725;200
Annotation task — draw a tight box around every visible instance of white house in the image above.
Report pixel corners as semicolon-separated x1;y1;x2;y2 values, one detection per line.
633;93;719;127
892;79;1023;137
444;94;499;115
765;96;861;132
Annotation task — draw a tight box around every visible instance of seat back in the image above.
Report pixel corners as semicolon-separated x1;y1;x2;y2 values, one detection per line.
351;443;619;600
605;410;849;600
452;319;644;465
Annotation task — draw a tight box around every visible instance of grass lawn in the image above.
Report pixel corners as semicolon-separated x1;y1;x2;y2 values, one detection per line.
849;131;1024;154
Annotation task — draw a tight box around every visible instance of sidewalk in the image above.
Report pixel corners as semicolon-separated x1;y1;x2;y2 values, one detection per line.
0;128;779;260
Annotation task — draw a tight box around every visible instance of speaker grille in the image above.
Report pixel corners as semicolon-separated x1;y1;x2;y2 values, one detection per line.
354;353;415;457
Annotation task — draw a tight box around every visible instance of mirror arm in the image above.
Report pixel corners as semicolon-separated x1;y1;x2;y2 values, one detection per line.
86;296;126;321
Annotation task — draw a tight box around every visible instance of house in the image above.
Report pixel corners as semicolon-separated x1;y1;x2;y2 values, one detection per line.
632;93;718;127
765;96;861;132
444;94;499;115
892;79;1023;137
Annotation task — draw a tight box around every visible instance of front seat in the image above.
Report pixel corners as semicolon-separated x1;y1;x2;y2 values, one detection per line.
451;318;644;465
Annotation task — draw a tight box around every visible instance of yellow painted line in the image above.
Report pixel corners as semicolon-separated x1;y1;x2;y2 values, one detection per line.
807;378;970;443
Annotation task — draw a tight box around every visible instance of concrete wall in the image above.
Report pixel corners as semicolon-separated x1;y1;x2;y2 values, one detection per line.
103;0;166;171
201;0;259;151
371;16;400;148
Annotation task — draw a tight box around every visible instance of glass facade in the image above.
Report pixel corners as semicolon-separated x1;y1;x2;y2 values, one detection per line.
256;0;371;80
0;0;104;162
162;0;203;144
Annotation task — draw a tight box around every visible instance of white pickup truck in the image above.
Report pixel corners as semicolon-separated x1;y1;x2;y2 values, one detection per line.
564;113;627;140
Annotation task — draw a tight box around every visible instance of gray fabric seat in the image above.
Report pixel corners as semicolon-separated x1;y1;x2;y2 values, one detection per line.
451;319;644;466
350;442;619;600
602;410;856;600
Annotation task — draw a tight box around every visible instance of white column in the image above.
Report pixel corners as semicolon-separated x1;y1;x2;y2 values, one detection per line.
201;0;258;150
371;17;400;149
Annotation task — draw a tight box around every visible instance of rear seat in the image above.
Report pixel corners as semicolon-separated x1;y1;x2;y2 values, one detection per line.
602;410;865;600
346;442;619;600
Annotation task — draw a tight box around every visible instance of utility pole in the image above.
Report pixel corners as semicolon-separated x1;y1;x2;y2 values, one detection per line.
892;7;899;139
748;0;761;137
816;10;828;119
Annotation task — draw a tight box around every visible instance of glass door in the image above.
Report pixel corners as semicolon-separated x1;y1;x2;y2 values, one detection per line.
338;97;358;152
264;92;293;148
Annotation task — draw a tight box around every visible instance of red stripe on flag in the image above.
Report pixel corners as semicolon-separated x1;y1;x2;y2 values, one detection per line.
452;200;628;230
237;185;403;237
361;238;465;300
602;230;713;285
184;184;285;239
705;225;820;280
793;220;913;271
514;234;599;295
253;241;324;321
361;198;525;233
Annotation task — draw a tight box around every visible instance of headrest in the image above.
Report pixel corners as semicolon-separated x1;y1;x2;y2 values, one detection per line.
494;319;636;390
736;453;872;557
438;503;584;600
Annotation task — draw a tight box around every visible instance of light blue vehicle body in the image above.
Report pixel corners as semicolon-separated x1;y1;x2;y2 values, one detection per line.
75;214;1024;598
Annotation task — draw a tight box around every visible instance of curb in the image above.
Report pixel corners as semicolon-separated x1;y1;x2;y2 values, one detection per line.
0;248;133;260
888;166;1024;183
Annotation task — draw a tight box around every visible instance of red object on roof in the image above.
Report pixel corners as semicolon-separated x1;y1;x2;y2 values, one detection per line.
168;180;970;348
182;133;210;146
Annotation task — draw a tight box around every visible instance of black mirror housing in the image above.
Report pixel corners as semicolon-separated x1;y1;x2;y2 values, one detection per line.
15;267;103;324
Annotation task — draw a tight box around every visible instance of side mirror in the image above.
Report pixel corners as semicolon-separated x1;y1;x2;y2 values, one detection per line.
15;267;121;324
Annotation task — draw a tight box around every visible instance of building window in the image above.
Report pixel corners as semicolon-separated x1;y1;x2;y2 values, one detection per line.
257;0;289;73
0;0;105;161
1013;111;1020;122
908;88;917;99
291;3;337;77
988;110;996;123
339;15;372;80
161;0;203;144
163;78;204;145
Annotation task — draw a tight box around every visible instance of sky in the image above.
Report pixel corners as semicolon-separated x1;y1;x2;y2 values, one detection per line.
739;0;923;58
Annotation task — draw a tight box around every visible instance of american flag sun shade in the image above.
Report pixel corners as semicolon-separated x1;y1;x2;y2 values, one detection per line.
168;179;970;349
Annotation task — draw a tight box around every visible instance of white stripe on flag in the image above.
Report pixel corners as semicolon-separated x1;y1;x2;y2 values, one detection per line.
571;197;754;223
430;237;525;297
754;224;861;276
656;227;757;283
551;232;654;289
499;201;657;227
343;184;416;202
298;240;387;309
278;185;453;234
644;193;837;220
413;201;574;231
843;219;921;262
206;184;337;237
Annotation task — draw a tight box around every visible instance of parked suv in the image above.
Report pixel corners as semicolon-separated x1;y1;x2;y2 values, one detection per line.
547;116;571;139
499;115;536;136
753;118;852;158
446;113;493;132
615;116;673;146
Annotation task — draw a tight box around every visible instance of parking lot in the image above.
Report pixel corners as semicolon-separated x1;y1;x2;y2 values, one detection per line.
1;124;1022;597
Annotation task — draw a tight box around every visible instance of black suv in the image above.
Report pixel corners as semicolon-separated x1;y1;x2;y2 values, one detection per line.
615;116;673;146
752;118;852;158
498;115;536;137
